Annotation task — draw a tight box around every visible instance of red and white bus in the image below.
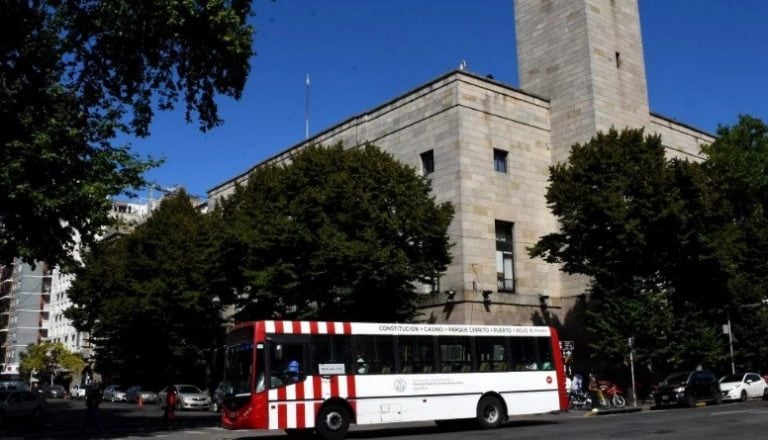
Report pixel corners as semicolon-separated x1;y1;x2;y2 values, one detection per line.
221;320;567;440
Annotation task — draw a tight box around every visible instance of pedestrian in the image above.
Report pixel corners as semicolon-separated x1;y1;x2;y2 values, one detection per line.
83;384;103;437
163;385;177;430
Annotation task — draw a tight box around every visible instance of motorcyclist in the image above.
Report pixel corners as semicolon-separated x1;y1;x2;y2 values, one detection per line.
588;373;608;407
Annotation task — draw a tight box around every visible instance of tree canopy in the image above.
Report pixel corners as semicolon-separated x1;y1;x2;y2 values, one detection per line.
217;143;454;322
20;341;86;379
699;115;768;371
529;128;733;375
1;0;254;268
65;191;229;387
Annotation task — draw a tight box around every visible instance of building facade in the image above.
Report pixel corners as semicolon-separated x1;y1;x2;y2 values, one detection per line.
0;199;161;378
208;0;714;326
0;260;51;377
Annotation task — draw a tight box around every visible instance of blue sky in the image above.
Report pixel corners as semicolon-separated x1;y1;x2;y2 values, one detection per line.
122;0;768;201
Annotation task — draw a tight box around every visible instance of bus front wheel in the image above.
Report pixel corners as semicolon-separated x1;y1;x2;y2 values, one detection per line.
316;403;350;440
476;395;505;429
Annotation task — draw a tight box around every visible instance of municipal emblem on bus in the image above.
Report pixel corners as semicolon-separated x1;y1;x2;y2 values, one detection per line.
546;376;552;384
394;378;407;393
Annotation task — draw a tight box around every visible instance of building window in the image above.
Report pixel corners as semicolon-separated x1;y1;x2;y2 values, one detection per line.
495;221;515;292
493;149;508;173
421;150;435;175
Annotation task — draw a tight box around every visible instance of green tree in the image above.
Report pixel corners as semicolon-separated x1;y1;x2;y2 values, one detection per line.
529;128;728;374
218;143;454;322
65;191;230;387
20;341;86;380
700;115;768;371
1;0;254;268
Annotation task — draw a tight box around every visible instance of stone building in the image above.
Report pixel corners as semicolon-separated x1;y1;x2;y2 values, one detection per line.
208;0;714;326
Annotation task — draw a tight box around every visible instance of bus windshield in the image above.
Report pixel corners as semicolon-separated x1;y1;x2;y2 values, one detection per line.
224;326;263;397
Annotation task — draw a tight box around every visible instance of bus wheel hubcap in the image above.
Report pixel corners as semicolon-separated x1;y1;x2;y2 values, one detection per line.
325;412;342;430
484;406;498;423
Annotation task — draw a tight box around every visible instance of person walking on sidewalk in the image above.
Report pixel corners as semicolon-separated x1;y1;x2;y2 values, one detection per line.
163;385;178;430
83;384;103;437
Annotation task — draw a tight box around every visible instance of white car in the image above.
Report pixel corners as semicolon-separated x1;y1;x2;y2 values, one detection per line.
69;384;87;400
719;372;767;402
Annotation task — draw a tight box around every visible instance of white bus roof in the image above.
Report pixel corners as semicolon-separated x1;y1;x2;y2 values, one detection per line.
260;320;552;337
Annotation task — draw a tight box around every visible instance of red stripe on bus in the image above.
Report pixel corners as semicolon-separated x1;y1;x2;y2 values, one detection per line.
277;404;287;429
277;386;287;402
310;321;319;334
291;321;300;334
275;321;284;333
296;402;306;428
330;375;339;397
295;381;305;401
346;375;356;399
549;327;569;411
327;322;335;335
343;322;352;334
313;376;322;400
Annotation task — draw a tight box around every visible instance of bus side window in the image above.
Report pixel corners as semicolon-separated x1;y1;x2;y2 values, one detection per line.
351;335;395;375
475;337;508;372
397;336;434;374
439;336;471;372
509;336;529;370
269;341;307;386
537;337;554;370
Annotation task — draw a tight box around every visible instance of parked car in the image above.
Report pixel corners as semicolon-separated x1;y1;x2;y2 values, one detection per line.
125;386;158;404
0;381;30;392
69;384;87;400
0;390;46;423
38;384;66;399
102;385;127;402
158;384;211;411
654;370;722;407
719;372;767;402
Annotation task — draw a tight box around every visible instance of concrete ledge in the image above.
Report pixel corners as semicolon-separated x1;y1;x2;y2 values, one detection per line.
587;406;643;416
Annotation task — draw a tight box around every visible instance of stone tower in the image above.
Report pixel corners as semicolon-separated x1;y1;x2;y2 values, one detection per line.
515;0;650;164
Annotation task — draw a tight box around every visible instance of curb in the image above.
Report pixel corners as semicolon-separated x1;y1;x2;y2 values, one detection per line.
586;406;643;416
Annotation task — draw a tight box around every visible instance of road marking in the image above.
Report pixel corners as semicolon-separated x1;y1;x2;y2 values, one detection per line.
710;408;764;415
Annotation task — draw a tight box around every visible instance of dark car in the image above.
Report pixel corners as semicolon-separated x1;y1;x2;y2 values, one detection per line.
0;390;46;422
654;370;722;407
125;386;159;404
38;384;66;399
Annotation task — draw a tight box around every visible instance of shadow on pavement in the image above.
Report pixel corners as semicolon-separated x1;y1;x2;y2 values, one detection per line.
3;399;222;439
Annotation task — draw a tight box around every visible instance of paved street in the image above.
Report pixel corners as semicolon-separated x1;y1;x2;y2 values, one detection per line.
3;398;768;440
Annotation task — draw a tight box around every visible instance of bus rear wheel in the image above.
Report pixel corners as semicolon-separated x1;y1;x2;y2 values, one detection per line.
476;395;505;429
316;403;350;440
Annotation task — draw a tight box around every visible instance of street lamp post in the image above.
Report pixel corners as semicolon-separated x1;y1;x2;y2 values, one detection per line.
725;311;735;375
724;300;768;375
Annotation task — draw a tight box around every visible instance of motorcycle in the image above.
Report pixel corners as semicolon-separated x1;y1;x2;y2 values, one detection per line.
569;381;626;410
568;389;594;410
601;382;626;408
